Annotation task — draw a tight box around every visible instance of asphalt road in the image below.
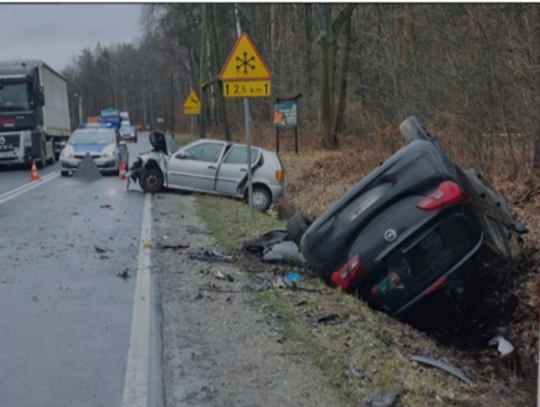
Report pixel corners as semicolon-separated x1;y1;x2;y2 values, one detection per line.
0;132;163;407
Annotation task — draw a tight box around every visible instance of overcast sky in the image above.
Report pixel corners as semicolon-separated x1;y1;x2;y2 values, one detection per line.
0;4;143;73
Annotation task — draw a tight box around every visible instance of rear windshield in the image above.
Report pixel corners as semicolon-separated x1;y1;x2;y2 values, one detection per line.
370;213;478;312
69;130;115;145
120;126;135;133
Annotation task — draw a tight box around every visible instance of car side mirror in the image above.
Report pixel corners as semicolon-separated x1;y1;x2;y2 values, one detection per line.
513;222;528;234
176;151;186;159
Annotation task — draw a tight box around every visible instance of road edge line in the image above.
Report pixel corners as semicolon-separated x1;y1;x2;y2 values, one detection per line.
122;192;152;407
0;172;60;205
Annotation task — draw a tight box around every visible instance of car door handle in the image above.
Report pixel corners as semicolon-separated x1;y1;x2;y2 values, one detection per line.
240;168;247;172
208;165;216;170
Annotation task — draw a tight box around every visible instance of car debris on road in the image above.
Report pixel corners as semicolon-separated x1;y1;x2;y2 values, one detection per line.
411;355;472;384
189;249;235;263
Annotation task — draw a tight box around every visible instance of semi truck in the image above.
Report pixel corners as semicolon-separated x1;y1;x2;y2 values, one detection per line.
0;60;71;168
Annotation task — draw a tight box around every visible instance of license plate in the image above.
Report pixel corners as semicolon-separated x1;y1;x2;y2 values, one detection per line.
0;145;13;151
0;151;16;158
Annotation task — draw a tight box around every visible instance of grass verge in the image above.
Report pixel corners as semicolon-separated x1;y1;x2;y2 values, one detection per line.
195;194;522;407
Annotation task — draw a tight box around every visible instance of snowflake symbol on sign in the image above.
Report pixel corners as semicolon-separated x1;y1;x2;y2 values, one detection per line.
236;52;256;74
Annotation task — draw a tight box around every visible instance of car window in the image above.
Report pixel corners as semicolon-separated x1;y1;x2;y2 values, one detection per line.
69;130;115;145
223;146;260;164
183;142;224;163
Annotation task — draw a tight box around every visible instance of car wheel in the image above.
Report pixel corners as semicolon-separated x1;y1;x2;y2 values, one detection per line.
250;186;272;212
61;170;69;177
287;213;313;247
140;168;164;193
399;116;436;143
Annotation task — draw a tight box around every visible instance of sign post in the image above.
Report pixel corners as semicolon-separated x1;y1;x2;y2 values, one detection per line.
220;33;272;217
274;93;301;154
183;90;201;138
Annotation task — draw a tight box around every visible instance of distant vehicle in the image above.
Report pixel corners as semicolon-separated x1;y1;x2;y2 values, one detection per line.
87;116;100;124
120;111;129;123
128;132;284;212
291;116;527;326
0;60;71;168
100;108;121;130
60;123;129;176
119;124;137;143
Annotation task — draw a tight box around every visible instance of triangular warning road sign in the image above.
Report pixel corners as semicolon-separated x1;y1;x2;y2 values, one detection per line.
183;90;201;108
219;33;271;81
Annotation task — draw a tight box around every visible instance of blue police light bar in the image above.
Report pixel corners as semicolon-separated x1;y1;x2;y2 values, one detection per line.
78;122;114;129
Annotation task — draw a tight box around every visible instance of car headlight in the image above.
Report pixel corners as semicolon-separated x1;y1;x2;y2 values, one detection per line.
62;150;73;158
104;150;116;157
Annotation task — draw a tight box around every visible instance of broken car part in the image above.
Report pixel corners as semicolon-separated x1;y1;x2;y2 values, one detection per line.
411;355;472;384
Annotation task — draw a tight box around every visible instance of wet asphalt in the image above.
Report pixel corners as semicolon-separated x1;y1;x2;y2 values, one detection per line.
0;133;158;407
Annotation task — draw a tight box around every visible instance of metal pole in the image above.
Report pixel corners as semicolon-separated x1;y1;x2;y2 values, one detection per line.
78;95;83;124
191;115;195;138
170;73;175;139
235;3;253;217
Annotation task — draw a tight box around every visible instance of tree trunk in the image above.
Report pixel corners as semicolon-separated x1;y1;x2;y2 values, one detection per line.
211;4;231;141
533;5;540;170
303;4;313;91
319;4;337;149
199;4;209;139
334;15;353;135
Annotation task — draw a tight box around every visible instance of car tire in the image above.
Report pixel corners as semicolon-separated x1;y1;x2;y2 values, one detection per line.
61;170;69;177
140;168;164;193
287;213;313;247
399;116;435;143
250;186;272;212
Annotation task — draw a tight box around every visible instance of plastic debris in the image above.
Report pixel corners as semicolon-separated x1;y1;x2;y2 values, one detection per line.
366;390;397;407
411;356;472;384
117;269;131;279
189;250;235;263
186;225;213;235
158;243;190;250
255;271;274;282
244;283;266;292
285;272;305;283
94;245;107;254
143;241;153;248
311;314;340;325
488;336;514;357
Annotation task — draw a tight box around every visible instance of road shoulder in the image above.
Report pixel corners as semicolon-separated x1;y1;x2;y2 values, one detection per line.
154;193;348;407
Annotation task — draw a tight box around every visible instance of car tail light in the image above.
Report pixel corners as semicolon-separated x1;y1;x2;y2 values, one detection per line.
275;170;284;183
416;181;471;211
331;254;362;291
424;275;447;294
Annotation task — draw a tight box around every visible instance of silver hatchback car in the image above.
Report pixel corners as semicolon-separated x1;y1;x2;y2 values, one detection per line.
128;132;284;212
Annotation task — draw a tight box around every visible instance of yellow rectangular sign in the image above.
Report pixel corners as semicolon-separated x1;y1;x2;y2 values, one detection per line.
223;80;271;98
183;107;200;115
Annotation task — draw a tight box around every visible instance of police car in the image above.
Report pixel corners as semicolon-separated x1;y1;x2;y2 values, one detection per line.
60;123;129;177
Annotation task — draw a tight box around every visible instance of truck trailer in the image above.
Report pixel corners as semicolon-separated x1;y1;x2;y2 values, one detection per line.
0;60;71;168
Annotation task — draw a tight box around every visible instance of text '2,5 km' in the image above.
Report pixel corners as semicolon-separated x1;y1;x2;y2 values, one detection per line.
223;81;271;98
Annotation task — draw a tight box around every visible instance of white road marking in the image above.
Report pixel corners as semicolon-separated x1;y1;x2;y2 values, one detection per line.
0;171;60;205
122;192;152;407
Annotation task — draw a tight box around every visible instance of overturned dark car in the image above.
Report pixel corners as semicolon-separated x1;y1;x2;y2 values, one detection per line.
288;116;528;327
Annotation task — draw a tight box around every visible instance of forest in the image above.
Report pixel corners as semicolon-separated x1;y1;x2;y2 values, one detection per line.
63;4;540;172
